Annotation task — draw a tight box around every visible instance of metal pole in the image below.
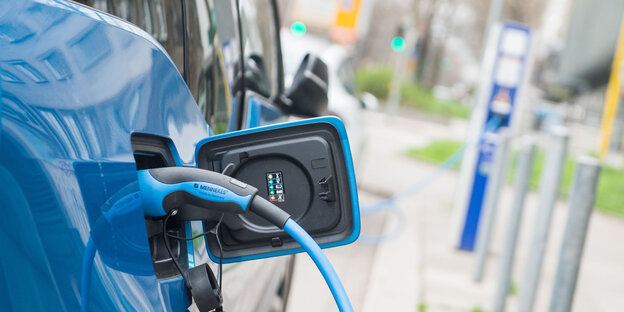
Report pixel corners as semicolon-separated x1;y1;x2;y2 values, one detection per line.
387;27;418;116
386;46;406;116
517;126;569;312
493;137;536;312
548;157;601;312
480;0;505;63
473;129;511;282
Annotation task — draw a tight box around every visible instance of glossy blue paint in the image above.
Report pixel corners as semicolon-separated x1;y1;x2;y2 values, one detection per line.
460;135;497;250
244;94;285;129
196;116;361;264
0;0;209;310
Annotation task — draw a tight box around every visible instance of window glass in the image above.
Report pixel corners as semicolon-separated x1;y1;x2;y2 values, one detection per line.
239;0;278;97
115;0;137;23
152;0;168;43
207;0;242;133
188;0;222;132
338;57;357;96
93;0;108;11
141;0;153;36
88;0;237;134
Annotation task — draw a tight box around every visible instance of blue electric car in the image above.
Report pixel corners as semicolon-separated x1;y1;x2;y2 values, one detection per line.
0;0;354;311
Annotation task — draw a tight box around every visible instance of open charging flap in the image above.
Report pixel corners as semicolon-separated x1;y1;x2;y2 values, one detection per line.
195;116;360;263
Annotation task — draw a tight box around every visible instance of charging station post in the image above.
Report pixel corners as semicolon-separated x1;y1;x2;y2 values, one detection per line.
451;22;533;251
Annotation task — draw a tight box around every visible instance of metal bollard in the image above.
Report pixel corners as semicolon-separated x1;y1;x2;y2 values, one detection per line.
517;127;569;312
493;137;535;312
548;156;601;312
473;129;511;282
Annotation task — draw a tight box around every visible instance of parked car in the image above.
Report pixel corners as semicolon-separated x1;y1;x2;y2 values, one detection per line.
0;0;333;311
281;30;379;163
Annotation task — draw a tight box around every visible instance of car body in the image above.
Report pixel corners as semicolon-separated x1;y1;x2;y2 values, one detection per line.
0;0;297;311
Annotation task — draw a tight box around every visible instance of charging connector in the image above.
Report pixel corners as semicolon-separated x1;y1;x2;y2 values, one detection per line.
136;167;354;312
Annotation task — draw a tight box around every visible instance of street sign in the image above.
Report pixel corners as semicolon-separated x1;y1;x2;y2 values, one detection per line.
330;0;361;44
452;22;533;251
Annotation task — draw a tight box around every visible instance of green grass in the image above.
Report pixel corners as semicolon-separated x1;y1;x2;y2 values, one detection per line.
508;281;518;296
406;140;464;167
355;67;470;119
406;139;624;217
401;83;471;119
507;151;574;197
355;66;393;99
417;302;427;312
595;165;624;216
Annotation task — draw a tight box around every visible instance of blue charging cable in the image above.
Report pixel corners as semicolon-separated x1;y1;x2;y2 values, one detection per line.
81;238;96;312
137;167;354;312
357;203;406;245
283;219;353;312
358;117;502;243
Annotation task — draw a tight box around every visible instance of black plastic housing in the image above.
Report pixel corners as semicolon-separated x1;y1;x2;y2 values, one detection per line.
196;120;356;261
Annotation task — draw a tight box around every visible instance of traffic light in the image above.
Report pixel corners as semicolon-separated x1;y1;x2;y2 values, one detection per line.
291;21;307;36
391;26;406;52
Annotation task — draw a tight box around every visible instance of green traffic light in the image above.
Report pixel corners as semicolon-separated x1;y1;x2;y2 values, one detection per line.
391;36;406;52
291;21;307;36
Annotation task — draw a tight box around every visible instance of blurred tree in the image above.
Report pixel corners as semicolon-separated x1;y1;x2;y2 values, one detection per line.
466;0;546;54
418;0;546;89
416;0;458;89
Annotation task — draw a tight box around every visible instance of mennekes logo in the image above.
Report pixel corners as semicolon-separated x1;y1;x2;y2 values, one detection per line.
194;183;227;195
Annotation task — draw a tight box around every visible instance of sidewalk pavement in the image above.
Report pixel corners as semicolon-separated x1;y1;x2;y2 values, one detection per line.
287;111;624;312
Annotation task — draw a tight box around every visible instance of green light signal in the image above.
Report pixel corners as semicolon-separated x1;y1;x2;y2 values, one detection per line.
291;21;307;36
391;36;406;52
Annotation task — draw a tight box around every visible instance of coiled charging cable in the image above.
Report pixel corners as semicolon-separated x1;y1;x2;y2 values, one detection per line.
358;117;502;244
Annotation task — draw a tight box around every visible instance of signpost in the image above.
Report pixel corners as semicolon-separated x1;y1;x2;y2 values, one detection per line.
598;14;624;159
330;0;361;44
451;22;533;251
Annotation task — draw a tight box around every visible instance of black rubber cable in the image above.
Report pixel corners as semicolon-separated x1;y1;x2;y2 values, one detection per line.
163;210;192;290
215;215;224;293
166;230;210;241
165;215;225;293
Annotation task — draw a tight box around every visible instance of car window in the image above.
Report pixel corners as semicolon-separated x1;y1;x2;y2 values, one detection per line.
338;57;357;96
77;0;236;134
92;0;109;11
115;0;138;25
239;0;279;97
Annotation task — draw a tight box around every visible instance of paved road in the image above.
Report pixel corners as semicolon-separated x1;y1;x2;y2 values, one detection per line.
286;110;624;312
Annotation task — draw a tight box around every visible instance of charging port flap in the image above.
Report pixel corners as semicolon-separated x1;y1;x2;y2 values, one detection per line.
195;116;360;263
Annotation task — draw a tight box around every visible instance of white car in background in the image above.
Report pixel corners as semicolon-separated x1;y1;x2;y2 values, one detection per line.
280;29;378;164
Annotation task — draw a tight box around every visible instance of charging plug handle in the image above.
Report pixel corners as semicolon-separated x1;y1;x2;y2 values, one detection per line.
249;196;291;229
139;167;258;217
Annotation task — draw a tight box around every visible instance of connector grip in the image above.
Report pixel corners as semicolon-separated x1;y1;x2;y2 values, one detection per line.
249;196;291;229
138;167;258;218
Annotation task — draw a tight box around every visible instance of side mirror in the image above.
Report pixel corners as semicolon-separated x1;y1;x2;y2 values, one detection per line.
232;54;272;99
244;54;272;98
195;117;359;263
359;92;380;110
284;54;329;117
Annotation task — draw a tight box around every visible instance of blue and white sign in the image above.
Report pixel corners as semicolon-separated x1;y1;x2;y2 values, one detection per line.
452;22;532;251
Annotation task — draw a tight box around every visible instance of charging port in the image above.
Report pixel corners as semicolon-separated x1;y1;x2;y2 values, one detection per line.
131;134;189;279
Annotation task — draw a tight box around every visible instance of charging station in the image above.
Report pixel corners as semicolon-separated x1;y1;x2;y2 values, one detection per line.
451;22;533;251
